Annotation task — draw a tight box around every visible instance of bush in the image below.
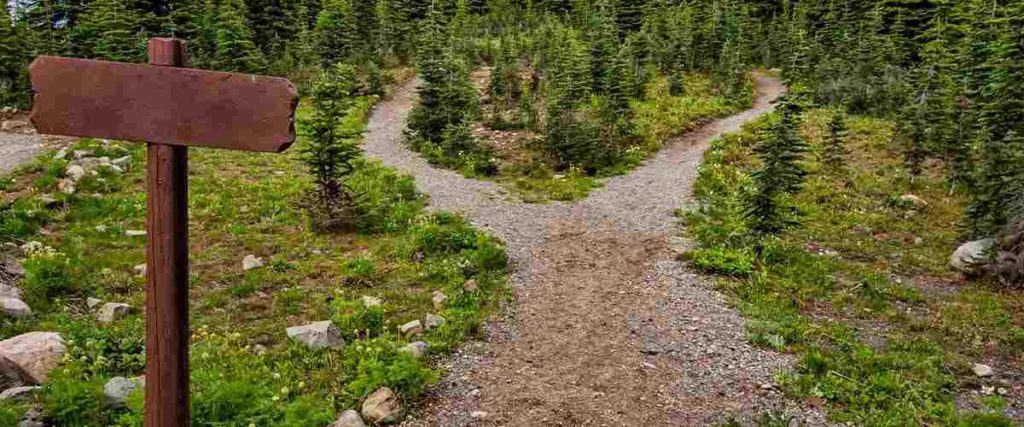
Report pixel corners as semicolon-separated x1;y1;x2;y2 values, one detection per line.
688;247;754;276
0;198;52;239
22;246;79;301
41;363;108;426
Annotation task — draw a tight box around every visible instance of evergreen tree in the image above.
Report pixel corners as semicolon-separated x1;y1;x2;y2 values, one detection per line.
314;0;359;65
0;5;30;107
823;109;850;174
745;95;809;236
214;0;267;72
968;132;1024;238
73;0;146;62
300;63;362;232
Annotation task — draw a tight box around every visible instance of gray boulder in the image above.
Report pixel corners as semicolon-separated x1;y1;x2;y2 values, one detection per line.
398;342;428;359
950;238;996;274
0;298;30;318
103;376;143;408
286;321;344;350
242;255;263;271
0;386;40;402
0;355;31;391
431;291;447;310
97;302;132;323
0;284;22;300
329;409;367;427
424;314;446;330
0;332;66;383
361;387;403;424
399;320;423;338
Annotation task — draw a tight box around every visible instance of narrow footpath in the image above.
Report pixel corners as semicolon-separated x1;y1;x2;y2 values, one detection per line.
363;74;828;426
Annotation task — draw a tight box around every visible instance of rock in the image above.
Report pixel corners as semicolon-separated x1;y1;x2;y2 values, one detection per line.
399;320;423;338
133;263;147;277
18;407;44;427
102;376;142;408
463;279;479;292
0;120;29;132
52;148;68;160
125;230;146;237
424;314;446;330
72;150;93;160
361;387;403;424
97;302;131;323
950;238;996;274
111;156;132;167
0;332;66;383
86;297;103;310
0;298;31;318
57;178;76;195
431;291;447;310
286;321;344;350
252;344;267;356
470;411;488;419
0;284;22;300
0;355;31;391
64;164;86;181
361;295;381;308
398;342;428;359
329;409;367;427
242;255;263;271
972;363;994;377
0;386;40;402
38;195;59;209
897;194;928;209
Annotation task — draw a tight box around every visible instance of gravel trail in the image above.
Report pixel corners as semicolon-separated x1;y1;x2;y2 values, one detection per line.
0;132;44;176
364;75;829;425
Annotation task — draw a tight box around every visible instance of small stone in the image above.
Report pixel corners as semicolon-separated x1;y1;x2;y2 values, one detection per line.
398;342;428;359
65;164;86;181
102;376;142;408
0;284;22;300
86;298;103;310
133;264;147;277
39;195;59;208
361;387;403;424
57;178;76;194
996;387;1008;396
424;314;446;330
52;148;68;160
470;411;488;419
329;409;366;427
463;279;479;293
18;407;44;427
468;388;480;397
0;386;39;401
111;156;132;167
242;254;263;271
125;230;147;237
897;194;928;209
399;320;423;338
950;239;996;274
252;344;267;356
0;120;29;132
913;237;924;245
361;296;381;308
96;303;131;323
0;298;30;318
972;363;994;377
432;291;447;310
981;385;996;395
0;332;67;384
286;321;345;350
72;150;94;160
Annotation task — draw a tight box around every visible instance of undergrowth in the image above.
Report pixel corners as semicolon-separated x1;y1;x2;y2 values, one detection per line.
684;109;1023;425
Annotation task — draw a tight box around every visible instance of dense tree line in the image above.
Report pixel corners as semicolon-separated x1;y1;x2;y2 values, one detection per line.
1;0;1022;245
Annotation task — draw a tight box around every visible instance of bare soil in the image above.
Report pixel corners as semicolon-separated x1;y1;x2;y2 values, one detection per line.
361;74;833;425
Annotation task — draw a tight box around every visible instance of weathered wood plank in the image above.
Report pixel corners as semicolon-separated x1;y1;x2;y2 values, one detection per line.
28;55;298;152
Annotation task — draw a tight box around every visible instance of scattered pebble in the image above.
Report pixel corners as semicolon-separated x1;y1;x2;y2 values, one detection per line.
242;255;263;271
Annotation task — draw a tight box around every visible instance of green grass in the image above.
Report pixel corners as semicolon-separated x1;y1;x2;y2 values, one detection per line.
683;108;1023;425
0;86;508;425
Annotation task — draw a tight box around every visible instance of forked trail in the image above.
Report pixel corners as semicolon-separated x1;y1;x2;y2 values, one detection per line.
364;75;828;425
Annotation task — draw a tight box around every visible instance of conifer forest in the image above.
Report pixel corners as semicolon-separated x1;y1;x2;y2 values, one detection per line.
0;0;1022;426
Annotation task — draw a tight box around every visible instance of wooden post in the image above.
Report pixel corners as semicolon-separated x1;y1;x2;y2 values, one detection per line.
144;38;191;427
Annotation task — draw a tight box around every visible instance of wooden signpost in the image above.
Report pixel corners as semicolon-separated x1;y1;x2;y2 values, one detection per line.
28;38;299;426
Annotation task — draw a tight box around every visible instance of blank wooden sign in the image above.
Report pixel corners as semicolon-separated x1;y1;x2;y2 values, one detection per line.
29;56;299;152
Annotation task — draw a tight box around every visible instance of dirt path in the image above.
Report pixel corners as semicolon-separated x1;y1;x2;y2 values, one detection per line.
364;75;829;425
0;132;44;176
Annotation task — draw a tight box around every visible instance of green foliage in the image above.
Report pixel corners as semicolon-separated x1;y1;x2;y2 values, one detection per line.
688;247;754;277
22;246;79;301
314;0;360;65
213;0;267;73
299;64;363;232
72;0;145;62
41;362;108;426
745;95;809;236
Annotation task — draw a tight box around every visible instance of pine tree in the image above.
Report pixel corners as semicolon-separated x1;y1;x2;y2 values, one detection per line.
823;109;850;174
745;95;809;236
73;0;146;62
300;63;362;232
314;0;360;65
968;132;1024;238
0;5;30;107
214;0;267;73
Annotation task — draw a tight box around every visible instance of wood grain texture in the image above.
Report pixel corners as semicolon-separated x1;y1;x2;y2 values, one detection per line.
28;52;298;152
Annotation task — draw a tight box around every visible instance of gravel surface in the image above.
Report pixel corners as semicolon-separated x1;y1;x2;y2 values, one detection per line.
0;132;44;176
365;75;831;425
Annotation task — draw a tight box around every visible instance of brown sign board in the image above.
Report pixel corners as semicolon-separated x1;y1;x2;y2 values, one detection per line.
29;56;299;152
